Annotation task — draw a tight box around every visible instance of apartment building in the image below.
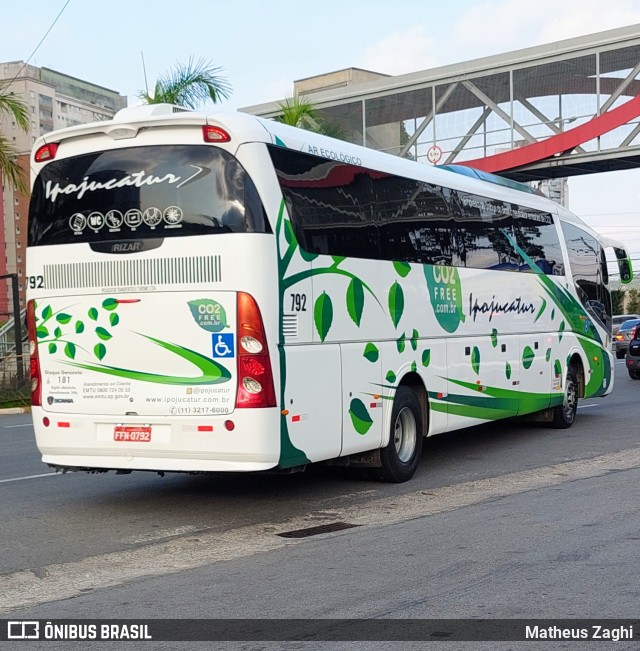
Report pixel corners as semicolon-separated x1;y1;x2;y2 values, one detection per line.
0;61;126;313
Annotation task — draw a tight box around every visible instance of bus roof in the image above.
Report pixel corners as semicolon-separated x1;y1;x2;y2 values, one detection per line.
33;103;601;232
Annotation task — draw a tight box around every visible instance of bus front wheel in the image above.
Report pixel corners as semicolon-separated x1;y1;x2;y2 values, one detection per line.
551;364;578;429
374;386;423;483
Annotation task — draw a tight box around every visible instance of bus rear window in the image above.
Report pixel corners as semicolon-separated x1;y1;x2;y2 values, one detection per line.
28;144;270;246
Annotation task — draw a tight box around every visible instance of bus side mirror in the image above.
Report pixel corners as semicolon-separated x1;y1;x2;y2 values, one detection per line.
615;248;633;284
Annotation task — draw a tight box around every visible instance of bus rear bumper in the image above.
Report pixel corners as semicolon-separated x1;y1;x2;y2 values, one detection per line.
41;455;278;473
32;407;282;474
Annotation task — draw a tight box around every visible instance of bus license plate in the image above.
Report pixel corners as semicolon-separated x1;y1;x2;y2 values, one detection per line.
114;426;152;442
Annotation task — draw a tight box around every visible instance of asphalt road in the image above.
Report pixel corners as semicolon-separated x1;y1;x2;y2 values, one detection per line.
1;360;640;649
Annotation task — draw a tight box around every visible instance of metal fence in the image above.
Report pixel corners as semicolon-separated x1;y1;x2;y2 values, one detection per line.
0;297;29;407
0;352;30;407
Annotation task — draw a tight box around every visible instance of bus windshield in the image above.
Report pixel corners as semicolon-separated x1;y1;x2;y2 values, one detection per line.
28;144;270;246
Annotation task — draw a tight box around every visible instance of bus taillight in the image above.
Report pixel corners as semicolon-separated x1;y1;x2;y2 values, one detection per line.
202;126;230;143
26;300;42;407
236;292;276;409
34;143;58;162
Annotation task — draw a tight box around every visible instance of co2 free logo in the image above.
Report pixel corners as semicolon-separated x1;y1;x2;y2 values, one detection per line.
7;621;40;639
188;299;228;333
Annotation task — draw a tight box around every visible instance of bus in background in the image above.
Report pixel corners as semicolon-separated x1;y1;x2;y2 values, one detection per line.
26;104;633;483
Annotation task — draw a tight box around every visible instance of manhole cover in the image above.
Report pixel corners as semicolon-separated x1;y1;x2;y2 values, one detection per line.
277;522;360;538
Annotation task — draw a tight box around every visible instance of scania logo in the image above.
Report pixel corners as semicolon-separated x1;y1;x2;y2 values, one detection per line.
47;396;74;404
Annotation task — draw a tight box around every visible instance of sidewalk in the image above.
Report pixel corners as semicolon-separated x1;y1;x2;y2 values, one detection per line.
0;407;30;415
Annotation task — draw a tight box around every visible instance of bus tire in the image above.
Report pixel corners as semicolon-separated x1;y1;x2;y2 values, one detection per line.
551;364;578;429
374;386;423;483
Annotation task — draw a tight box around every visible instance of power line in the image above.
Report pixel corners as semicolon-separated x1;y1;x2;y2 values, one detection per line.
4;0;72;86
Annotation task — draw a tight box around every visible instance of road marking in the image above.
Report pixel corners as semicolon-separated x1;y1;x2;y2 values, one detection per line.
3;424;31;429
578;403;599;409
2;446;640;614
0;473;58;484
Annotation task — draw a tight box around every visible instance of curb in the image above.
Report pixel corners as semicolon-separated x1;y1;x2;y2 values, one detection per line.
0;407;31;415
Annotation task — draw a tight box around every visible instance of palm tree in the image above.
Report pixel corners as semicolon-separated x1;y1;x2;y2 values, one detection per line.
275;95;344;139
0;84;30;196
138;57;232;110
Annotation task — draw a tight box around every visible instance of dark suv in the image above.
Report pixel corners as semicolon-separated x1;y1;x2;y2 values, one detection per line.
616;318;640;359
626;328;640;379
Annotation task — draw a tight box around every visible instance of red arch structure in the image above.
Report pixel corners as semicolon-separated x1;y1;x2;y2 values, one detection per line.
459;94;640;176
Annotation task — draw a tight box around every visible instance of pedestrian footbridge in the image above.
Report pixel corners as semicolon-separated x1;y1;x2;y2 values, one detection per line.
244;24;640;183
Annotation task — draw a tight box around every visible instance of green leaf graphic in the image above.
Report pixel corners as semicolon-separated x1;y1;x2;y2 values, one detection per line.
506;361;512;380
332;256;346;266
522;346;535;370
422;349;431;367
393;261;411;277
314;292;333;342
388;281;404;328
75;320;85;334
559;320;565;341
396;333;406;353
36;326;49;339
48;343;57;354
109;313;120;327
551;308;556;320
410;329;419;351
363;343;379;363
283;219;294;245
65;335;232;386
94;343;106;361
188;299;227;333
54;326;62;338
96;327;112;341
535;297;547;323
88;307;98;321
545;348;552;362
64;342;76;359
102;298;118;311
299;248;318;262
349;398;373;435
41;305;52;320
386;370;396;383
471;346;480;374
346;277;365;326
554;359;562;377
56;313;72;324
411;361;417;372
491;329;498;348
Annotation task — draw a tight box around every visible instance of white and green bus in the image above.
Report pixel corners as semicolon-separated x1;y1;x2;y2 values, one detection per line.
26;104;632;482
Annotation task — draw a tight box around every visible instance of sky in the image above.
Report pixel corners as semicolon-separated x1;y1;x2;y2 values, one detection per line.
3;0;640;272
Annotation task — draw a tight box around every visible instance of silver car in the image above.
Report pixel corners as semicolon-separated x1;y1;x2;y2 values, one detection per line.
612;314;640;337
614;318;640;358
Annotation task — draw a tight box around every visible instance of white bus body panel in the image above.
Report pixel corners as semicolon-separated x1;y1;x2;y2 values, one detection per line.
26;107;618;475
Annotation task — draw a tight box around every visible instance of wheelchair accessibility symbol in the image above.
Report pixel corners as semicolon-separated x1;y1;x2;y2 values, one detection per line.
212;333;235;358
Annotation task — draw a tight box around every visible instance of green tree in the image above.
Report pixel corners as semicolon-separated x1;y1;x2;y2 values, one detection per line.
0;84;30;195
138;57;231;109
611;289;625;314
275;95;344;139
626;288;640;314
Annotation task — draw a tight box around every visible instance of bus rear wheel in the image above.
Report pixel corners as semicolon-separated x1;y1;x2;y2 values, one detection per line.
551;364;578;429
373;386;423;483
